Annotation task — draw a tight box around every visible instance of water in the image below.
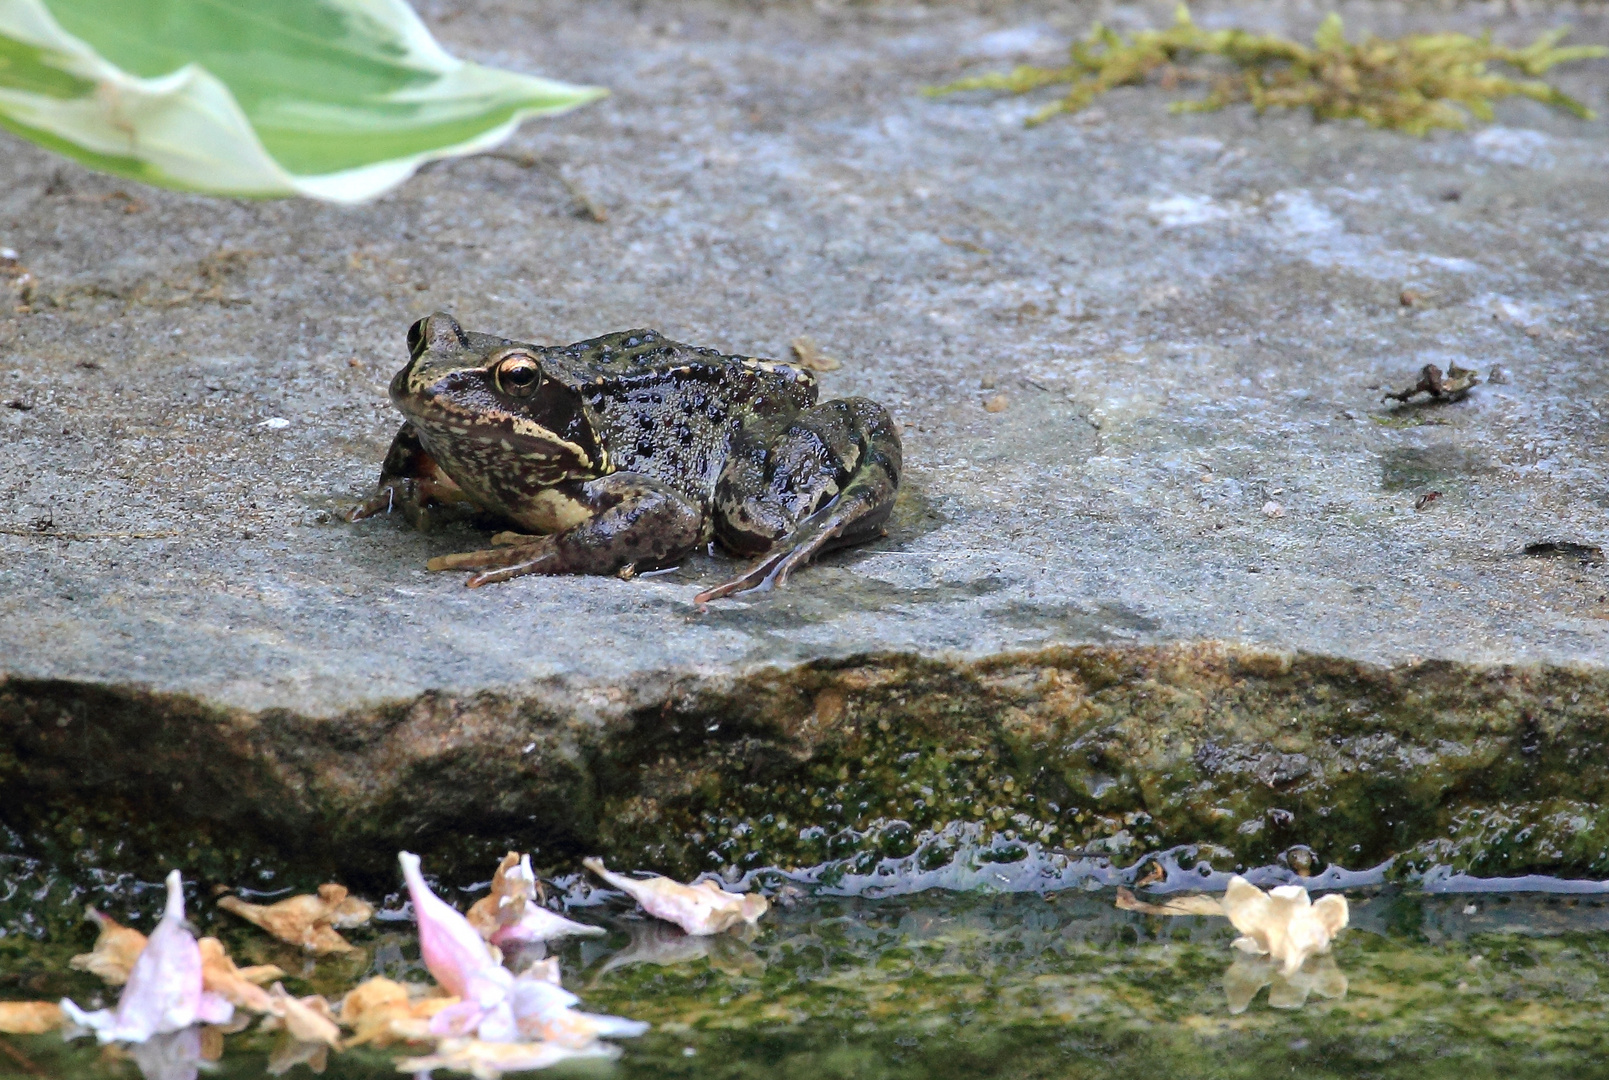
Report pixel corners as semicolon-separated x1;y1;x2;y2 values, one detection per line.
5;882;1609;1080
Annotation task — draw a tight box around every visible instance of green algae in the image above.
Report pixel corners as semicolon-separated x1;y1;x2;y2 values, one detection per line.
928;6;1607;133
6;888;1609;1079
592;649;1609;883
8;646;1609;891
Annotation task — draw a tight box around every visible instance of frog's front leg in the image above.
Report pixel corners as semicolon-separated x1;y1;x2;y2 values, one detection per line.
349;423;470;530
426;473;704;588
699;397;902;602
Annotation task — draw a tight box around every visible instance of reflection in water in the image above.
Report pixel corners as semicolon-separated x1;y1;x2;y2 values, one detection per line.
1224;952;1349;1014
126;1027;203;1080
590;920;764;981
265;1031;331;1075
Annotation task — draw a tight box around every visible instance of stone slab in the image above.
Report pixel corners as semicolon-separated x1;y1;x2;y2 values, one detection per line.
4;0;1609;715
2;0;1608;882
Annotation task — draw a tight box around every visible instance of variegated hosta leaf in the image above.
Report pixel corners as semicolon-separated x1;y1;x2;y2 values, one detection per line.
0;0;605;202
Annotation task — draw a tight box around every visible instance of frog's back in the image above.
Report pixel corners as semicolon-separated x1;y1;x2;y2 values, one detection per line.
551;329;817;505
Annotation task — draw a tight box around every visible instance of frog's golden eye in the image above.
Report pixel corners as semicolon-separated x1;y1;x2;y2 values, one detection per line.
495;352;542;396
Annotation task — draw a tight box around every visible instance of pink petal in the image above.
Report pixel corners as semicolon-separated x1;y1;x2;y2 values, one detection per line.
195;992;234;1025
398;852;501;998
62;871;228;1043
427;1000;488;1038
489;905;604;946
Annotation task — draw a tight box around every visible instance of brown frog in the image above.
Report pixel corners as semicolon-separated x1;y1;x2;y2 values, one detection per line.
351;314;901;602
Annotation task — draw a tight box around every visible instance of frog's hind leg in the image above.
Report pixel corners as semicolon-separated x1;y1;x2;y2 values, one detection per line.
427;473;704;588
699;398;901;603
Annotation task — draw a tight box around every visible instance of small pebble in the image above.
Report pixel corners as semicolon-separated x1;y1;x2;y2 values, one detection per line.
1261;500;1284;518
983;395;1009;413
259;417;290;429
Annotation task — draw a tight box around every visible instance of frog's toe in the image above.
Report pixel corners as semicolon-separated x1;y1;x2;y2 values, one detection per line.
427;542;541;572
427;549;498;571
694;528;824;603
693;560;774;604
464;553;562;588
428;539;563;587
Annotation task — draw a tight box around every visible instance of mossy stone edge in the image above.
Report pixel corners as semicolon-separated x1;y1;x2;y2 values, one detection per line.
3;642;1606;890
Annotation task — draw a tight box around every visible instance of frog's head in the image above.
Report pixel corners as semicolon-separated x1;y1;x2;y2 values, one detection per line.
391;312;607;485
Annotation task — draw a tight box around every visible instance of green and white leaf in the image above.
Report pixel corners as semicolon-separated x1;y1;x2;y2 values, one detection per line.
0;0;605;202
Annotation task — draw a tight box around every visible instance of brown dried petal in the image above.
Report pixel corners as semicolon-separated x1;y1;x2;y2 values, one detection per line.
266;984;342;1047
217;888;358;954
0;1001;65;1034
69;907;148;985
466;852;527;940
338;977;453;1048
790;335;842;372
199;937;284;1013
328;895;375;930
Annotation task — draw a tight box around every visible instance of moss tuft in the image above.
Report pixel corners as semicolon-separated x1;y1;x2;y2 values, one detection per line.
928;6;1606;133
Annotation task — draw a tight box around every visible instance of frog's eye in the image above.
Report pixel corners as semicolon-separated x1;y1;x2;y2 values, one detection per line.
495;352;542;396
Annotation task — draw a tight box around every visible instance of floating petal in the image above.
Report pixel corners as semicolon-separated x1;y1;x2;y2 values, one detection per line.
400;852;503;998
0;1001;64;1034
69;907;148;985
468;854;603;945
264;984;342;1048
1222;875;1349;976
198;938;284;1014
340;977;457;1048
61;870;233;1043
217;884;368;954
583;858;768;936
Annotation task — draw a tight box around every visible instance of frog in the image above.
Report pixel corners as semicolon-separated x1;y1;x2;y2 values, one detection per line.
351;313;902;602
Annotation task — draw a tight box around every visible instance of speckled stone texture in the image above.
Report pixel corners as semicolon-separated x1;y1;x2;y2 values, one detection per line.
1;0;1607;879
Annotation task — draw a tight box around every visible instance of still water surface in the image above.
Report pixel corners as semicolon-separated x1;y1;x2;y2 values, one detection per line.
5;882;1609;1080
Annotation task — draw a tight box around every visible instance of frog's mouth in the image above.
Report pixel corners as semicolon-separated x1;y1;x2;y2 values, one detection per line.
396;371;607;490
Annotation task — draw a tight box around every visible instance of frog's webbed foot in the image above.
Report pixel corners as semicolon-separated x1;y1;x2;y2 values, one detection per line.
699;398;901;603
695;495;871;602
350;423;468;530
427;473;703;588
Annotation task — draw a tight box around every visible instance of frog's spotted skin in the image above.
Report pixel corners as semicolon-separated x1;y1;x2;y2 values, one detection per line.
353;313;902;601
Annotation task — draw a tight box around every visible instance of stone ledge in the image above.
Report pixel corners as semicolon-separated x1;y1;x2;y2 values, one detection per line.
3;0;1608;886
6;644;1608;885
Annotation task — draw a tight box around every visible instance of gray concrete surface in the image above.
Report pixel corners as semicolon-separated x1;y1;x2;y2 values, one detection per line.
3;0;1608;719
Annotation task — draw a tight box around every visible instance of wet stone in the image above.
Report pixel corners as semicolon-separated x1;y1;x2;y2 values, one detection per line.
2;0;1609;885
